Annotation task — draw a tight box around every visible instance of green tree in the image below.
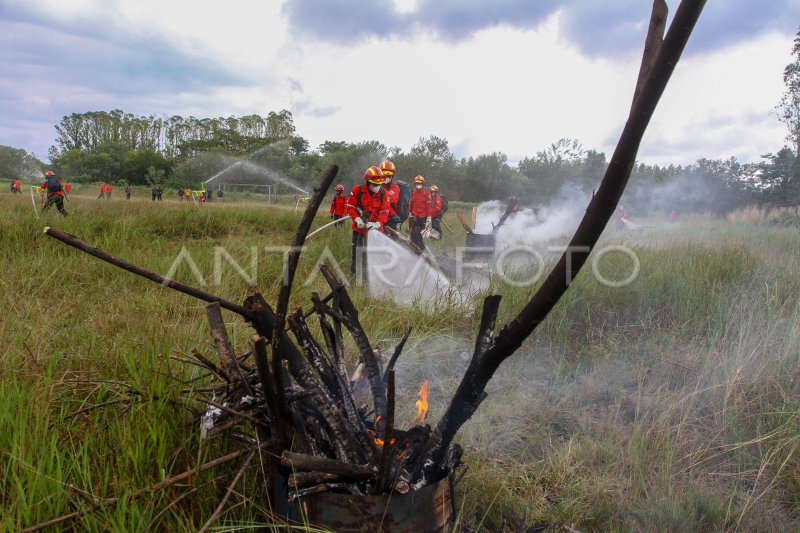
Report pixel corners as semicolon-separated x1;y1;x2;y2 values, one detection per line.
121;148;171;185
758;148;800;204
0;145;42;180
779;27;800;156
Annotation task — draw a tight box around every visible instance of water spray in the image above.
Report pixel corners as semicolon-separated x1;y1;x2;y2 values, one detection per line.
29;186;40;219
203;158;310;196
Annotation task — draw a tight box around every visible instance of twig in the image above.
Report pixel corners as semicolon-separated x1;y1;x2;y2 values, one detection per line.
375;369;396;493
197;451;256;533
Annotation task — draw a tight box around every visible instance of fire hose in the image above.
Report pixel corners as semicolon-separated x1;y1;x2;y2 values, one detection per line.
304;216;348;241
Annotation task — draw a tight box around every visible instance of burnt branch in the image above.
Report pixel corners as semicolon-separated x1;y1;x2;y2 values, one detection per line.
419;0;707;482
281;451;375;479
287;308;341;400
375;369;396;494
385;327;413;381
271;164;338;369
205;302;253;397
42;226;255;319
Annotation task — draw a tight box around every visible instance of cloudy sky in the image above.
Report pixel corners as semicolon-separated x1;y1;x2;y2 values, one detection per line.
1;0;798;166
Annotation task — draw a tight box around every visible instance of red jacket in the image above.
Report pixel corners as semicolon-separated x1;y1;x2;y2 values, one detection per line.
409;187;431;218
384;182;401;218
14;180;21;189
346;184;390;234
330;193;347;215
430;194;443;218
64;182;71;191
41;180;65;197
106;184;113;191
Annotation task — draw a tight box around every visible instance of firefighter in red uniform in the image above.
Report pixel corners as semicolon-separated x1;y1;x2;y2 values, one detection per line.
408;175;431;251
380;160;402;232
346;166;390;277
14;179;21;194
429;185;443;236
330;184;347;222
97;183;106;199
63;181;71;197
41;171;68;216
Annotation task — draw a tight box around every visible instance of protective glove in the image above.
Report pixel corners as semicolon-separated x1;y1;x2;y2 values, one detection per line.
366;221;381;230
354;217;365;229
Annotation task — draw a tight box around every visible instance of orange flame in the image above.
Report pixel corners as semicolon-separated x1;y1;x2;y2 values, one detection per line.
368;416;395;447
409;379;430;427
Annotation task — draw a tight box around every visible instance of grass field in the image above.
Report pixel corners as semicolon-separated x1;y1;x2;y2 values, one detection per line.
1;188;799;531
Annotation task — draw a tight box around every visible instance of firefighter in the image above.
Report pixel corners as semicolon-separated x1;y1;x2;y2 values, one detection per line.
408;175;431;251
14;179;21;194
125;184;132;200
380;160;402;232
430;185;443;236
346;166;390;277
330;184;347;221
105;183;113;199
63;181;71;197
41;171;68;216
97;183;106;199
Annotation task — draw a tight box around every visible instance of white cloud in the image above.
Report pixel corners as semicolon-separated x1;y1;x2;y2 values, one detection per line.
0;1;794;167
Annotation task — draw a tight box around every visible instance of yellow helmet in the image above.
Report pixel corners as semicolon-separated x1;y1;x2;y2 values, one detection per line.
430;184;439;192
364;166;385;185
414;175;425;185
379;160;396;177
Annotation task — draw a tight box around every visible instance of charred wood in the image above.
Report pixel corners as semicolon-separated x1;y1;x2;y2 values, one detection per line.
319;263;387;431
281;451;376;479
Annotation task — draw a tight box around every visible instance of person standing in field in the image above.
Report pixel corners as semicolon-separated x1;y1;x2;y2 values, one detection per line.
14;179;22;193
63;181;71;197
178;187;184;202
408;175;432;251
184;187;191;202
97;183;105;199
330;184;347;221
380;160;402;232
125;184;132;200
156;187;163;201
429;185;446;237
105;183;113;199
41;171;68;216
346;166;390;276
217;189;223;203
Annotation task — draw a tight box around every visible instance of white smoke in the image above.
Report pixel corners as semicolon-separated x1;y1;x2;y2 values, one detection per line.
474;184;593;250
366;230;455;307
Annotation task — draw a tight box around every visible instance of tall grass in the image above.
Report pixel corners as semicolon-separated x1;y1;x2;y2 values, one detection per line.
1;194;799;531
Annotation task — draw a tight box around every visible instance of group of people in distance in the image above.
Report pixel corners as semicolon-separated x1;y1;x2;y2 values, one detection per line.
329;160;447;275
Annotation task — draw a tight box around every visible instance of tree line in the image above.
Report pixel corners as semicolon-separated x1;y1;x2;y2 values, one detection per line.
2;28;799;212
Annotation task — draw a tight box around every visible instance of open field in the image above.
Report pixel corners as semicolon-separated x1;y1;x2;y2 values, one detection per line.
1;190;799;531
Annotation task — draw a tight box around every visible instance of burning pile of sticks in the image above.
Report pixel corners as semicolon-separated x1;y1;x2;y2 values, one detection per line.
197;266;458;502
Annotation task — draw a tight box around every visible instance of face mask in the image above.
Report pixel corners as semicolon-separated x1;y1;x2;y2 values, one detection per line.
415;185;422;190
369;184;381;193
384;177;392;184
